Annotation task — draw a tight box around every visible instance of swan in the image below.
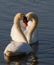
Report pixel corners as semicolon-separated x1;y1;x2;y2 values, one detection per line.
10;13;27;43
4;13;32;56
24;12;38;44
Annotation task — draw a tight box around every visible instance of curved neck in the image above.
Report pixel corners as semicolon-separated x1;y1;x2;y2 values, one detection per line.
13;15;27;42
28;18;36;34
26;18;37;43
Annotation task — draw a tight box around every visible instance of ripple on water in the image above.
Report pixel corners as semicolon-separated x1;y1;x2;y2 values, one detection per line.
37;40;54;65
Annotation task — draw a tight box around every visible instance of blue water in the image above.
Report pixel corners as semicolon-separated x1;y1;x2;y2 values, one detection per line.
0;0;54;65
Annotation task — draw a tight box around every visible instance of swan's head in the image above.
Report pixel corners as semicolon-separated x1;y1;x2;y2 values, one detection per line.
25;12;38;21
25;12;33;21
14;13;24;24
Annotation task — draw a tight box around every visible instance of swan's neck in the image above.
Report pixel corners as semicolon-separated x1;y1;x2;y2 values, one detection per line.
26;18;36;44
29;19;36;34
13;19;27;42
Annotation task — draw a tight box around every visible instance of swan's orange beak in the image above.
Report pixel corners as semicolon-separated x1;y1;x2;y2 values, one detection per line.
23;22;27;28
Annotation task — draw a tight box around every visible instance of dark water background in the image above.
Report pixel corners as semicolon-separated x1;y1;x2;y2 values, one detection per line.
0;0;54;65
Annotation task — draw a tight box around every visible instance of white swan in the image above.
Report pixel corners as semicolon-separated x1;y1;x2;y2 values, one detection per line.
10;13;27;43
24;12;38;44
4;13;32;56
